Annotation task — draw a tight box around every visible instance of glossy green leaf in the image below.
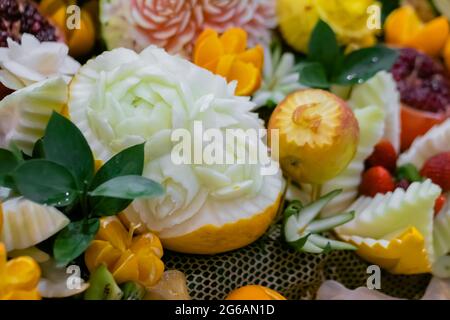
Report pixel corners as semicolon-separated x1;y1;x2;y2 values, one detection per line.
308;20;340;75
43;112;94;189
89;144;145;216
298;61;330;88
0;148;19;186
89;175;164;200
12;159;78;206
332;46;399;85
54;218;100;266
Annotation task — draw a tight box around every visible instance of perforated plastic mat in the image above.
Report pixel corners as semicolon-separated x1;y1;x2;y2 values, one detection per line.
165;224;431;300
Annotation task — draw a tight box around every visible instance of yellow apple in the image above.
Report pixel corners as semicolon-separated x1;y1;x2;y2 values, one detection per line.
268;89;359;185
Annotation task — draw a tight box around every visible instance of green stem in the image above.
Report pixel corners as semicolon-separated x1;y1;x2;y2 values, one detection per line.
310;184;322;202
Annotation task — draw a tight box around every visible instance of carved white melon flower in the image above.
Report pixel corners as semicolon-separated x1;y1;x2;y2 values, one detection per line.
0;34;80;90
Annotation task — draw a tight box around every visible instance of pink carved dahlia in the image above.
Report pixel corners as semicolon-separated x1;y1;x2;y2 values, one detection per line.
100;0;276;55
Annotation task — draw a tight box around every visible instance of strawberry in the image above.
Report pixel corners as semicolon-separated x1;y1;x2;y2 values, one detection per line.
365;139;397;173
359;166;396;197
420;152;450;192
434;194;447;216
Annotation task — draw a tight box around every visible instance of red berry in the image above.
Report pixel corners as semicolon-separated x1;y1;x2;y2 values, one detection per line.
359;166;396;197
420;152;450;192
365;139;397;173
434;194;447;217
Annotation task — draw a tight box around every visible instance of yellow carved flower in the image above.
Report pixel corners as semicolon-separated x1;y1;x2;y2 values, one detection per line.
85;217;164;287
0;243;41;300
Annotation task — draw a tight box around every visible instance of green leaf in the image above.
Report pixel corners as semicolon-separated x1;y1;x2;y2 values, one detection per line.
283;200;303;220
90;144;145;189
89;144;145;216
89;175;164;200
32;138;46;159
12;159;78;206
54;218;100;266
308;20;340;75
43;112;94;189
0;149;20;186
298;61;330;89
288;233;311;251
332;46;399;85
396;164;424;182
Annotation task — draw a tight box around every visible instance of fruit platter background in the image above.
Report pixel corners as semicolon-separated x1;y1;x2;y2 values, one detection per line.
1;0;450;300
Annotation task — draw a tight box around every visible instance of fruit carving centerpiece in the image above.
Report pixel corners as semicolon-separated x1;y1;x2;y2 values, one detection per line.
68;45;284;255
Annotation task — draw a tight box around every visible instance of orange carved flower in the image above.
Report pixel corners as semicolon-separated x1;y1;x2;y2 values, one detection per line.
0;243;41;300
193;28;264;96
85;217;164;287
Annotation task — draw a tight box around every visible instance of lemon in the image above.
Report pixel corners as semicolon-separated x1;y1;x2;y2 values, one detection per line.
277;0;319;53
315;0;379;40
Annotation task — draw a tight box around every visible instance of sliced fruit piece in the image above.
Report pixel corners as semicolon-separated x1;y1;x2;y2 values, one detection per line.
226;285;286;300
406;16;449;57
340;227;431;274
400;104;447;151
0;77;68;155
145;270;191;300
38;259;89;298
398;118;450;169
268;89;359;185
337;179;441;271
120;281;146;300
84;264;123;300
420;152;450;192
0;197;69;251
359;166;395;197
348;71;401;152
385;5;424;45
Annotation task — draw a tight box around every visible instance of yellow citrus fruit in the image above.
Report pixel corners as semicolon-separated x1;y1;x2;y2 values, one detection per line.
268;89;359;185
315;0;377;40
277;0;319;53
226;285;287;300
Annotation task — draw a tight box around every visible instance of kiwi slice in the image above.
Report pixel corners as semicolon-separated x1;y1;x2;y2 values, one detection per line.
84;264;123;300
120;282;146;300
